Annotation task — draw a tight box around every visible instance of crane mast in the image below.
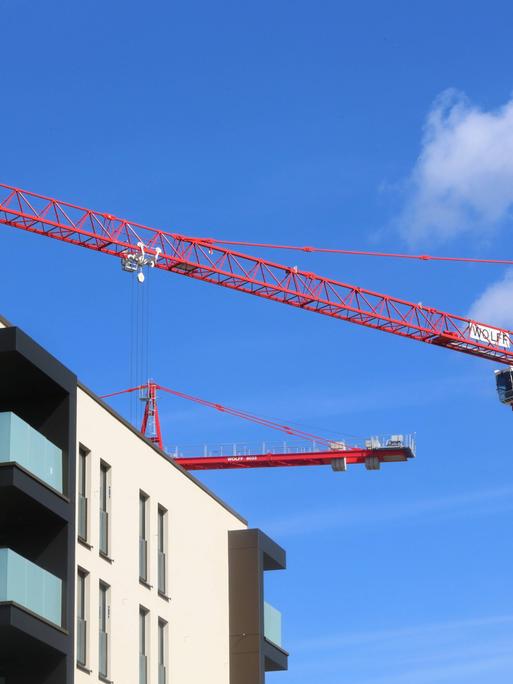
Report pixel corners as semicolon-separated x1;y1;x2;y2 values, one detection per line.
1;183;512;364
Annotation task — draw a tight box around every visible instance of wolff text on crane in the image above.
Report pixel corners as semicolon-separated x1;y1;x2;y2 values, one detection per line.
469;322;511;348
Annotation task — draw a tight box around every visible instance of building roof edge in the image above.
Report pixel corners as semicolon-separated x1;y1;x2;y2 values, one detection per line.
77;380;248;526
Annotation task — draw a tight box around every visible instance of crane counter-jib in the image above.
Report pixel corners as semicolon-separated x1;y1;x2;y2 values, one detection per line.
174;444;415;471
1;182;513;364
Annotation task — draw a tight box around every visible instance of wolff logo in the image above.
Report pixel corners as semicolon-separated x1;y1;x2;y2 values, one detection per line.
469;322;511;349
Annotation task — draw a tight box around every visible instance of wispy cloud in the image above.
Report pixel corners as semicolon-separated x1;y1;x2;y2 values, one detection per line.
263;485;513;537
293;613;513;652
468;268;513;329
398;90;513;246
290;614;513;684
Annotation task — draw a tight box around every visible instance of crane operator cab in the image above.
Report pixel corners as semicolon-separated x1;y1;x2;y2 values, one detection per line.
495;367;513;408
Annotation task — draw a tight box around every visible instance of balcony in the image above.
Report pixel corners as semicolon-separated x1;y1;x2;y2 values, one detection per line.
0;548;62;626
229;528;288;680
264;601;282;648
0;412;63;493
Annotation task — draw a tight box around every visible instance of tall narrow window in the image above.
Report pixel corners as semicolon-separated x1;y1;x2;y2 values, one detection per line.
99;462;110;556
78;446;88;542
99;582;110;679
139;607;149;684
77;569;88;667
139;492;149;582
158;506;167;595
158;618;167;684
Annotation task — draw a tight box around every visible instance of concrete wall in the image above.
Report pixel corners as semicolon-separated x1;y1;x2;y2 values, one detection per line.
75;388;247;684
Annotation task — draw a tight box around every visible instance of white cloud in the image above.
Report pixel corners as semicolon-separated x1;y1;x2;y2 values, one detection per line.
468;268;513;328
399;90;513;245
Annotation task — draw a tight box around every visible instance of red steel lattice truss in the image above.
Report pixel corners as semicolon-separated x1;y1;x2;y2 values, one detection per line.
1;183;512;364
1;183;513;363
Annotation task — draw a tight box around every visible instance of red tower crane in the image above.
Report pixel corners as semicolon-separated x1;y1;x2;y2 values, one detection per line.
0;182;511;470
101;381;415;471
1;183;511;364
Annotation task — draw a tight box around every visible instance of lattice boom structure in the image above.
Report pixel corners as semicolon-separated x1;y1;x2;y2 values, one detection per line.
1;183;513;364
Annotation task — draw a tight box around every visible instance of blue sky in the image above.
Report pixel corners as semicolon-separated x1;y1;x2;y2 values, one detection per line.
2;1;513;682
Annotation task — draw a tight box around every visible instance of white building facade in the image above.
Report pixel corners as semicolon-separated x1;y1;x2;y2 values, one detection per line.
0;317;287;684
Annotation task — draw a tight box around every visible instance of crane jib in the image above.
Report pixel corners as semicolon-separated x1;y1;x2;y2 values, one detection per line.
1;182;513;364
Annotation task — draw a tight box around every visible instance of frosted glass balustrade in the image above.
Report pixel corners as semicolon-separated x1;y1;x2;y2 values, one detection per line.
0;412;63;492
264;601;282;647
0;548;62;626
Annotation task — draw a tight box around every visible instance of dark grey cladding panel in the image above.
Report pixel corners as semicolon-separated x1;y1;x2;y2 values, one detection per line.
0;603;68;655
0;325;77;684
0;604;67;683
0;464;69;521
263;639;288;672
0;327;76;392
0;465;68;579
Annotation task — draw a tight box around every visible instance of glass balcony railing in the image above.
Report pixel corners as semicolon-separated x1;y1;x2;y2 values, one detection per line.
264;601;283;648
99;630;109;678
139;654;148;684
99;510;109;556
77;617;87;666
139;538;148;582
78;495;88;540
0;548;62;626
0;411;63;492
158;551;166;594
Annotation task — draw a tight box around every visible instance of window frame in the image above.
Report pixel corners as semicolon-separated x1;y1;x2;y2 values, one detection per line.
78;445;89;543
99;461;111;558
76;567;89;668
99;581;110;679
157;505;168;596
139;491;149;583
139;605;150;684
158;617;168;682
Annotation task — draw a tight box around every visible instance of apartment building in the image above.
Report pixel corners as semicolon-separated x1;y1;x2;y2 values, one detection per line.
0;318;288;684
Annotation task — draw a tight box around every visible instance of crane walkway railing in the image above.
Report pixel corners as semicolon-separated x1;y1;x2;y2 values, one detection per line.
168;434;415;459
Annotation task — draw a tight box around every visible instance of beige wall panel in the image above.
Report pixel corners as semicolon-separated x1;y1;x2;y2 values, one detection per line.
75;388;246;684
